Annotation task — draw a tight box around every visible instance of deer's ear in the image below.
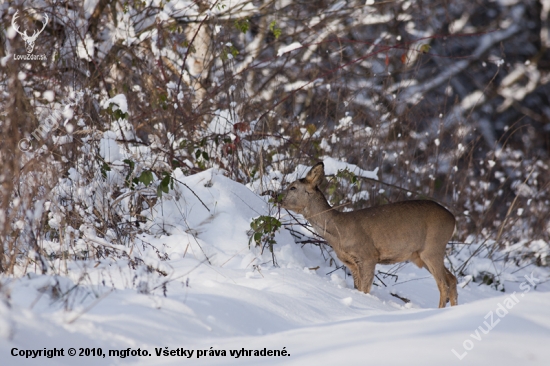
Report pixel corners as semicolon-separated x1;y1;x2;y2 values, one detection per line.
304;162;325;187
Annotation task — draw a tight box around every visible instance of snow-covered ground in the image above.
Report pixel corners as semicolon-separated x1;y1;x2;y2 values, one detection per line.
1;166;549;365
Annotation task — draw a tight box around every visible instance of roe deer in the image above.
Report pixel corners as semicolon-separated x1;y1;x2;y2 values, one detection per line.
280;162;458;308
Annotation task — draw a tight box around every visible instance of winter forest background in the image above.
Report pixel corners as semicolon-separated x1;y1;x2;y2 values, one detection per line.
1;0;550;364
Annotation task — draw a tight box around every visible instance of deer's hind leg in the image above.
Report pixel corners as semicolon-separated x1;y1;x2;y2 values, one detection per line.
445;268;458;306
419;251;450;308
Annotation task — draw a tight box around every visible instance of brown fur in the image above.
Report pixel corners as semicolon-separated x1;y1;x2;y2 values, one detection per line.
280;162;458;308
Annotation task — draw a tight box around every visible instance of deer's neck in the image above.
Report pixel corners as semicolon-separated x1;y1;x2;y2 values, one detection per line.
303;191;342;244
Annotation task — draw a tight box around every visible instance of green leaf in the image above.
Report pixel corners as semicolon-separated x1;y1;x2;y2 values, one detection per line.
254;232;262;245
100;162;111;179
108;103;129;120
156;173;173;197
418;44;431;53
138;170;154;187
171;159;181;168
123;159;136;188
248;216;282;248
269;21;281;39
234;18;249;34
123;159;135;170
114;109;128;120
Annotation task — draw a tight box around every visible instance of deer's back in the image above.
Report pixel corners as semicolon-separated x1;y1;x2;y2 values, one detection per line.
339;200;455;259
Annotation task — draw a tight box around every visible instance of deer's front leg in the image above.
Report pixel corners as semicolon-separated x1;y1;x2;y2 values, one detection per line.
342;259;362;290
336;251;363;291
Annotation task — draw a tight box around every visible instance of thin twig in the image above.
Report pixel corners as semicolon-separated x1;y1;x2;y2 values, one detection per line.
172;177;211;212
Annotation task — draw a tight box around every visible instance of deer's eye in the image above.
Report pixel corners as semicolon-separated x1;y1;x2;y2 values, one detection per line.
289;186;296;191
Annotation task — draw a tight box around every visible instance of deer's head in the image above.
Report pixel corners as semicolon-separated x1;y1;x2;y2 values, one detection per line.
12;10;48;53
280;162;325;214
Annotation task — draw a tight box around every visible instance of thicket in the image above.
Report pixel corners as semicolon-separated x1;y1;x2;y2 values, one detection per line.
1;0;549;278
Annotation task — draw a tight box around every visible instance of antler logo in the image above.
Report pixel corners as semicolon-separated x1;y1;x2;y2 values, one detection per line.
12;10;48;54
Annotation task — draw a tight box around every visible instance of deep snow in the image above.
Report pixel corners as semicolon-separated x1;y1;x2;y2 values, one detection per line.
1;164;549;365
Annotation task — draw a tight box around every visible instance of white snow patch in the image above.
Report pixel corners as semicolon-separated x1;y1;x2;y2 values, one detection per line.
76;34;95;61
208;110;235;134
322;157;379;180
99;131;122;162
103;94;128;114
43;90;55;102
277;42;302;57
